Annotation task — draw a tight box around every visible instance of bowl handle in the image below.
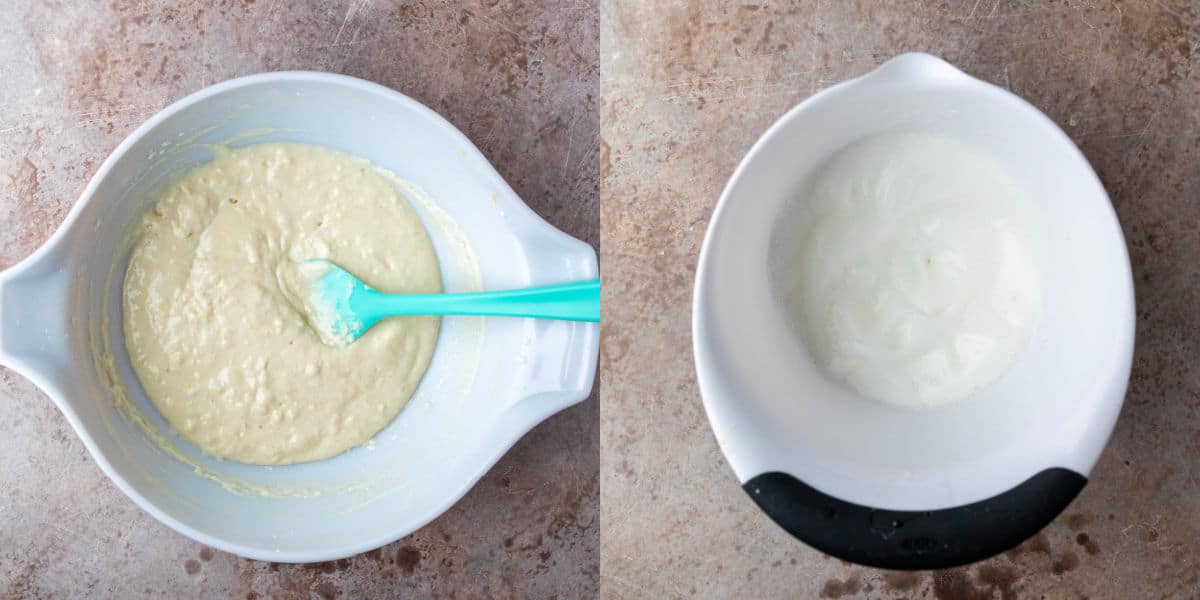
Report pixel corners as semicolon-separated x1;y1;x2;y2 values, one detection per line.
866;52;969;84
743;468;1086;570
0;248;73;389
516;224;600;405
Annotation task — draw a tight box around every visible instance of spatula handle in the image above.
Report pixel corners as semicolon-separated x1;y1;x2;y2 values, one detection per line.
364;279;600;322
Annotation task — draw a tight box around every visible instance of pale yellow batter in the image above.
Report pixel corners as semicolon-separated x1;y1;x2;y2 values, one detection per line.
123;143;442;465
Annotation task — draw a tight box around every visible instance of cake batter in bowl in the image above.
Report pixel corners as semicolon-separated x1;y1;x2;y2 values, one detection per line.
0;72;599;561
124;143;444;465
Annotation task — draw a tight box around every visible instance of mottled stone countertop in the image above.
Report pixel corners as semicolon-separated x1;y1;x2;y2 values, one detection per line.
602;1;1198;598
1;1;597;598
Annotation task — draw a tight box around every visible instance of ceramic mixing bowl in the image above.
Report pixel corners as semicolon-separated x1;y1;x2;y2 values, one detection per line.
0;72;598;561
693;53;1134;569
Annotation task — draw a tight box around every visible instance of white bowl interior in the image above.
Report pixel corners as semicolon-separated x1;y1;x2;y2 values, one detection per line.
696;55;1133;511
5;74;597;560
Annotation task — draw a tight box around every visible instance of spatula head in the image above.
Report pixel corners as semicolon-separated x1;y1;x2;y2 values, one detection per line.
278;259;368;347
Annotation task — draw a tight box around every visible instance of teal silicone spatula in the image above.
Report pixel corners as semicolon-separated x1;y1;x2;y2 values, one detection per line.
282;259;600;347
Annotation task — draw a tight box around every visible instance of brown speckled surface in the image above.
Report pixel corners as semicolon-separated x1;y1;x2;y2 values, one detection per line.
1;1;597;598
601;1;1198;598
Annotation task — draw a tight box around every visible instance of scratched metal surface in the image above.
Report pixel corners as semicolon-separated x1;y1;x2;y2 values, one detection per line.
601;0;1198;598
0;1;598;598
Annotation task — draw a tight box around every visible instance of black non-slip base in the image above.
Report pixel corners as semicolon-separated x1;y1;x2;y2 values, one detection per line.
743;468;1087;570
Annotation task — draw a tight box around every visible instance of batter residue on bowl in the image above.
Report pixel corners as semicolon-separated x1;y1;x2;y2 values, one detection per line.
123;143;441;465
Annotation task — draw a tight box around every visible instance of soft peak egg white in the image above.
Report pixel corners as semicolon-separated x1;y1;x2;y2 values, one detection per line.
787;133;1042;409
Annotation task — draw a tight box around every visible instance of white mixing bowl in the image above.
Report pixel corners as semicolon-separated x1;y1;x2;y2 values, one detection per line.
0;72;598;562
693;54;1134;569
